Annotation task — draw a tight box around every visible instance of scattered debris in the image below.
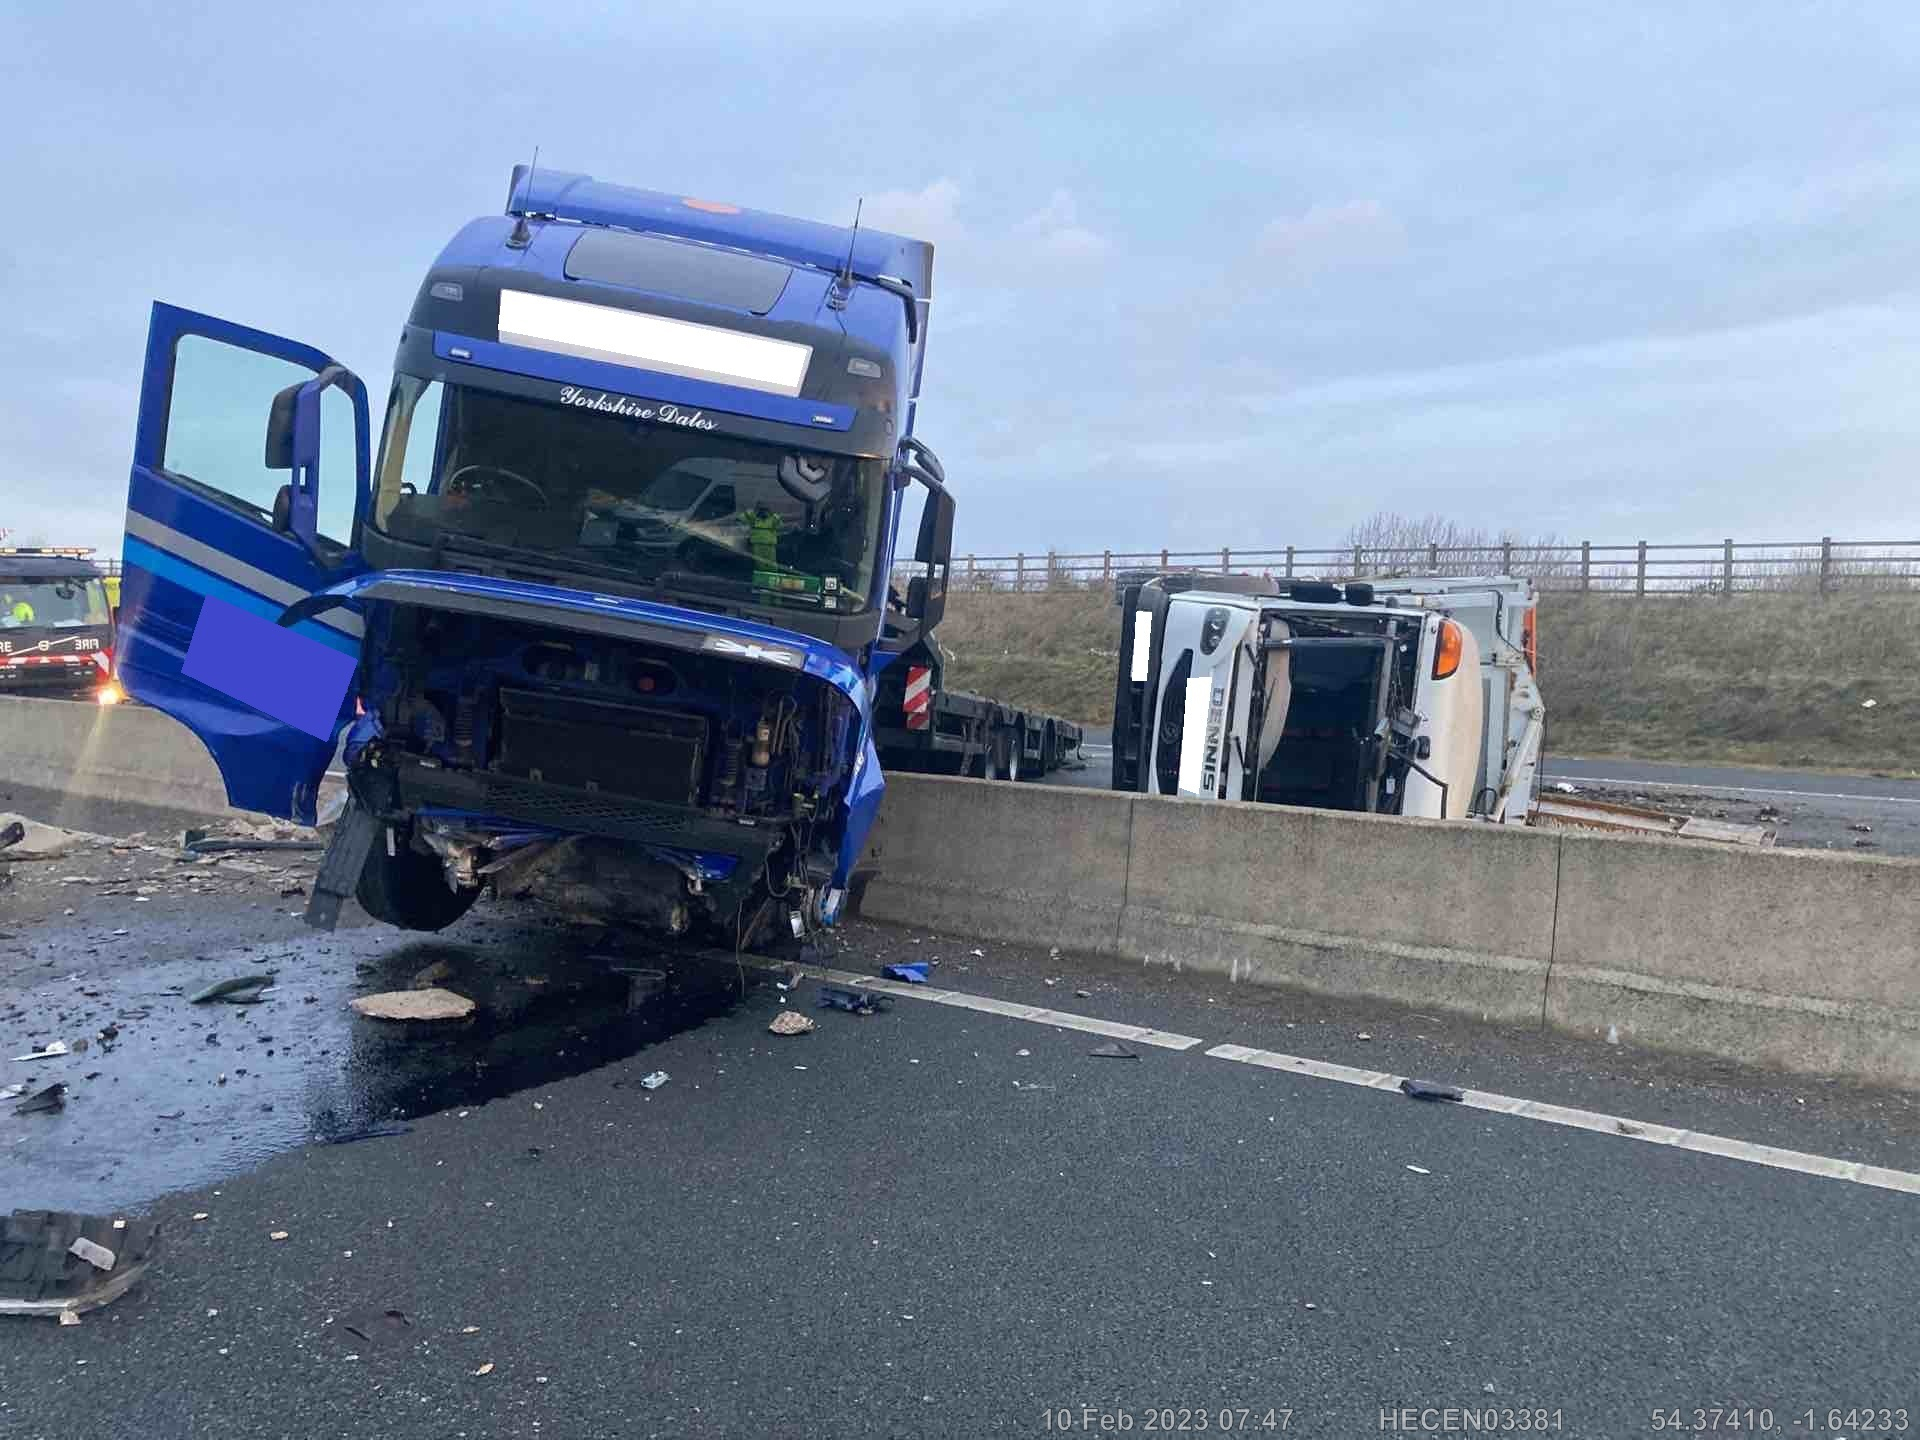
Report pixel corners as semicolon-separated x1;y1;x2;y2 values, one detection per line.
0;1084;23;1101
269;1231;289;1242
67;1238;116;1272
12;1041;69;1062
1015;1048;1031;1058
317;1123;413;1146
1048;947;1061;960
0;820;23;851
1075;989;1091;998
1405;1165;1432;1175
0;1211;160;1320
817;986;889;1015
1616;1121;1644;1137
349;988;476;1022
474;1362;495;1377
768;1011;816;1037
1355;1032;1373;1042
1861;698;1879;709
1552;781;1579;794
639;1070;670;1091
340;1308;412;1345
881;963;928;984
13;1084;67;1116
189;974;277;1006
1398;1078;1464;1103
1850;822;1873;834
969;948;984;957
1088;1042;1139;1060
410;959;454;989
0;815;100;862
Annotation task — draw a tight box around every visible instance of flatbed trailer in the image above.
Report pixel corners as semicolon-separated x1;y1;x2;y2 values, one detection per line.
873;638;1082;781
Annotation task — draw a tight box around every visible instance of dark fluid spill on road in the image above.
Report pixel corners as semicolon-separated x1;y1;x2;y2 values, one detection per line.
0;916;748;1212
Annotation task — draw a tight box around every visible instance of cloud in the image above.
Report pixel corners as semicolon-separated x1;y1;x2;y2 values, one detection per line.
859;178;965;251
1015;189;1113;263
1254;199;1407;276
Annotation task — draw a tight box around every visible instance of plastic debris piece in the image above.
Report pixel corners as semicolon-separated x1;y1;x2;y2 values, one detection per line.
474;1362;495;1376
57;1310;81;1327
1405;1165;1431;1175
1552;780;1579;793
639;1071;670;1091
768;1011;816;1037
1088;1042;1138;1060
269;1231;289;1241
318;1123;413;1145
1075;989;1091;998
0;1211;161;1319
1015;1048;1031;1058
881;963;928;984
67;1238;115;1272
13;1083;66;1115
189;975;277;1006
12;1041;69;1062
817;986;889;1014
1398;1078;1464;1103
0;1083;25;1101
1355;1032;1373;1042
1862;698;1879;709
349;988;476;1022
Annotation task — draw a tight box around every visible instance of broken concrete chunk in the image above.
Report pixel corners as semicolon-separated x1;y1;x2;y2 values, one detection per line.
768;1011;816;1037
349;988;476;1022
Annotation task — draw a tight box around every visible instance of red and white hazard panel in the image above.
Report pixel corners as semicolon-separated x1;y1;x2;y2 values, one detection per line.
903;665;932;731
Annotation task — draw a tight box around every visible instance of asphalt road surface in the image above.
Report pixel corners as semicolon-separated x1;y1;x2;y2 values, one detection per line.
3;836;1918;1436
1050;732;1920;855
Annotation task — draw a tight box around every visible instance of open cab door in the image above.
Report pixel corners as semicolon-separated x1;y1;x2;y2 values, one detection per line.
119;302;371;823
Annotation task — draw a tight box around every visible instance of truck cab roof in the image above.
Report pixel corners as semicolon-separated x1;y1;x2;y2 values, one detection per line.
399;169;934;459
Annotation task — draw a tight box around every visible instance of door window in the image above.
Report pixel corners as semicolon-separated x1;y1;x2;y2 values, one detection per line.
163;335;357;547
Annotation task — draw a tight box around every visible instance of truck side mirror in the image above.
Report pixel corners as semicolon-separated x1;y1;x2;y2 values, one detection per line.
262;363;364;552
910;486;955;630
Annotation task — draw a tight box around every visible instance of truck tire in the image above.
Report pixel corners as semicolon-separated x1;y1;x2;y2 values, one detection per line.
988;727;1020;782
356;827;480;932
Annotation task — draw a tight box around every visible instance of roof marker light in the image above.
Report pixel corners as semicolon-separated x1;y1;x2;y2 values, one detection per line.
430;282;465;302
847;357;882;378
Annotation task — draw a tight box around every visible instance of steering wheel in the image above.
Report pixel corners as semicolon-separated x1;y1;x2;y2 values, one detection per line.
444;464;549;508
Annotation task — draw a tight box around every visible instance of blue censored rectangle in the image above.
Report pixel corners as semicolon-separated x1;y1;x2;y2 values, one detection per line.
182;594;356;740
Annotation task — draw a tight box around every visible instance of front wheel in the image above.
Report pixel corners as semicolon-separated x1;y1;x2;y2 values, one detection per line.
356;826;480;932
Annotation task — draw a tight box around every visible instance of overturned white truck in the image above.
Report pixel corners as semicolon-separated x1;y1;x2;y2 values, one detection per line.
1112;573;1541;822
1111;571;1772;845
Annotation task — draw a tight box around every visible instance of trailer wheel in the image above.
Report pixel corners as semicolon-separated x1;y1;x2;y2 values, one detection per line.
987;727;1020;782
356;826;481;932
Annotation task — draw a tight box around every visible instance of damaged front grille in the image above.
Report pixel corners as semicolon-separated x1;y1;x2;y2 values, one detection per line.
495;687;706;806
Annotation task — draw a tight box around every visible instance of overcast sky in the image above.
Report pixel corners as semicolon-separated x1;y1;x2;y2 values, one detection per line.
5;1;1919;560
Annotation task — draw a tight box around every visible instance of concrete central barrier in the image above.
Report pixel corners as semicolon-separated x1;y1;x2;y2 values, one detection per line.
7;694;1919;1088
860;773;1920;1089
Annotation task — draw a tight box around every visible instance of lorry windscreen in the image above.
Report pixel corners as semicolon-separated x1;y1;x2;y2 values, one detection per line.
0;577;111;629
371;376;888;613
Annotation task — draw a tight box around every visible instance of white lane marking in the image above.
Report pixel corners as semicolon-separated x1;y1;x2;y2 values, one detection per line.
1543;771;1920;806
804;970;1920;1196
807;967;1205;1051
1205;1043;1920;1196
